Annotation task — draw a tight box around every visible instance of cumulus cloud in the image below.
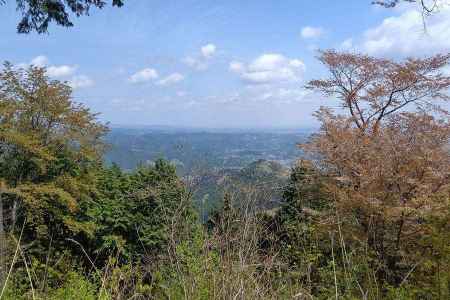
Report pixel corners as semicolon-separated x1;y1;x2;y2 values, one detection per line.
183;43;217;70
356;6;450;57
22;55;77;77
229;53;306;84
129;68;159;83
47;65;77;77
68;75;94;89
301;26;324;39
18;56;91;89
201;43;216;58
157;73;185;86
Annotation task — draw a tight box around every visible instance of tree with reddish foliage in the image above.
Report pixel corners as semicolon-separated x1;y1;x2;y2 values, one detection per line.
303;50;450;290
307;50;450;132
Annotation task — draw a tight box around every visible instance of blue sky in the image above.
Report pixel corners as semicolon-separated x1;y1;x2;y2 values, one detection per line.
1;0;449;128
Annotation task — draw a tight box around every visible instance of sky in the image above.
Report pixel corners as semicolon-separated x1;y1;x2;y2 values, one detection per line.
1;0;449;128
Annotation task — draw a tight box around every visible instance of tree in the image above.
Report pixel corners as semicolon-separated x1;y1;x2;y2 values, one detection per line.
275;161;331;293
307;50;450;132
0;62;108;278
373;0;443;15
279;160;329;225
91;160;197;265
1;0;124;33
303;50;450;290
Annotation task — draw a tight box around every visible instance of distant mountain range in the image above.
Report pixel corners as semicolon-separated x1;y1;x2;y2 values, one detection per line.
104;127;313;172
103;127;312;217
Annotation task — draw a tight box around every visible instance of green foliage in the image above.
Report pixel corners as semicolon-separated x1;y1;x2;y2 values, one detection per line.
0;64;200;296
150;224;215;299
278;160;330;264
48;272;98;300
0;63;107;284
12;0;125;34
279;160;329;221
90;159;197;263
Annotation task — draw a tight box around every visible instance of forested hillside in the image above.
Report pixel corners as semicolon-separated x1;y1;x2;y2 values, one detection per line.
105;130;300;218
1;49;449;299
104;128;308;172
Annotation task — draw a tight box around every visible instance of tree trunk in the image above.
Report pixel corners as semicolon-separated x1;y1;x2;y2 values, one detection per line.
11;200;17;231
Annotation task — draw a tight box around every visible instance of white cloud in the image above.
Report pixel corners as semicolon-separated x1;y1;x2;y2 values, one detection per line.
203;86;314;107
201;43;216;58
289;59;305;68
182;56;208;71
183;43;217;70
359;6;450;56
30;55;49;67
248;54;286;71
23;55;77;77
157;73;185;86
47;65;77;77
229;53;306;84
256;87;312;104
129;68;159;83
301;26;324;39
68;75;94;89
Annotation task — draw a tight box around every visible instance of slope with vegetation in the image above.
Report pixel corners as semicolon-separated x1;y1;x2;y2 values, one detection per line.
0;46;450;300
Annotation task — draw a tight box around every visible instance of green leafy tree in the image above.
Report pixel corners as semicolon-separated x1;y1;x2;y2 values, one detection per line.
275;161;332;292
91;160;197;264
0;62;108;280
1;0;125;33
279;160;329;224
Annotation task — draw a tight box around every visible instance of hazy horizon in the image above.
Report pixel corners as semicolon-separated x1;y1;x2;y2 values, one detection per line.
108;123;318;132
